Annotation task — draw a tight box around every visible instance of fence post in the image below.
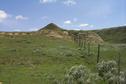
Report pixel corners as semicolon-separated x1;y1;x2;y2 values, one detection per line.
73;34;76;43
78;33;82;47
83;33;86;49
97;44;100;63
117;52;121;84
87;42;90;56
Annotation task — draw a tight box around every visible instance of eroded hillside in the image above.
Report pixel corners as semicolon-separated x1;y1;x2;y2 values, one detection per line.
0;23;104;44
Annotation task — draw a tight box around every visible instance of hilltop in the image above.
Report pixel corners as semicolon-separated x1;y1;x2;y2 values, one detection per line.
38;23;71;39
39;23;63;31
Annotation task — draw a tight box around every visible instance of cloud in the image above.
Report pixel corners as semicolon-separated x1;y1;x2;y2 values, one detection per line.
29;28;39;31
74;28;81;30
63;0;76;6
0;10;8;22
15;15;28;20
64;18;78;25
64;20;72;24
90;25;94;27
79;23;94;28
40;0;76;6
79;24;89;27
40;0;57;3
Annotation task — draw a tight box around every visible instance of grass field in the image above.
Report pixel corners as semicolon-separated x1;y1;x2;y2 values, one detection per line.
0;34;126;84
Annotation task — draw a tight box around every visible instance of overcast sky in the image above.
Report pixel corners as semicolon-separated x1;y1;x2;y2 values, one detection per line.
0;0;126;31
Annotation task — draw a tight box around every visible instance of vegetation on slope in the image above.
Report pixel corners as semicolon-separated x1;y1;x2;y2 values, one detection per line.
94;26;126;43
0;34;126;84
0;24;126;84
68;30;104;44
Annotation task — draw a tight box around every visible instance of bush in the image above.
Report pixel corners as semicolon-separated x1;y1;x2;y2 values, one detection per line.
97;60;126;84
97;60;117;78
64;65;102;84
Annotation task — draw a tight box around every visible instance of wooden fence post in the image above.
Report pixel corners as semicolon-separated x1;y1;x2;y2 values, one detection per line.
78;33;81;47
97;44;100;63
82;33;86;49
117;52;121;84
88;42;90;56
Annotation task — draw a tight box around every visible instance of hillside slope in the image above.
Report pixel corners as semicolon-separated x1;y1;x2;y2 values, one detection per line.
0;25;126;84
68;30;104;44
94;26;126;43
0;34;91;84
0;32;126;84
38;23;71;39
0;23;104;44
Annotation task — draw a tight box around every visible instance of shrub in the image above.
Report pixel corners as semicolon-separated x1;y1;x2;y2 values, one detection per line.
64;65;101;84
97;60;117;78
97;60;126;84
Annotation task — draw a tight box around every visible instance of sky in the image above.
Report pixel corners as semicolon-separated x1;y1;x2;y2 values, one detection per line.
0;0;126;31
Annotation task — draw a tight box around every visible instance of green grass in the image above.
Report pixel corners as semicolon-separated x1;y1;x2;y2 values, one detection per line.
94;26;126;43
0;35;126;84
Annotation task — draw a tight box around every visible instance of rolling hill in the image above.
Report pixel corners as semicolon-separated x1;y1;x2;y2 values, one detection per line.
0;23;104;44
0;24;126;84
94;26;126;43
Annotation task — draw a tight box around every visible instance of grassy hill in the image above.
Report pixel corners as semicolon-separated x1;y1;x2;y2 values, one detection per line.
0;35;126;84
94;26;126;43
0;24;126;84
0;34;100;84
